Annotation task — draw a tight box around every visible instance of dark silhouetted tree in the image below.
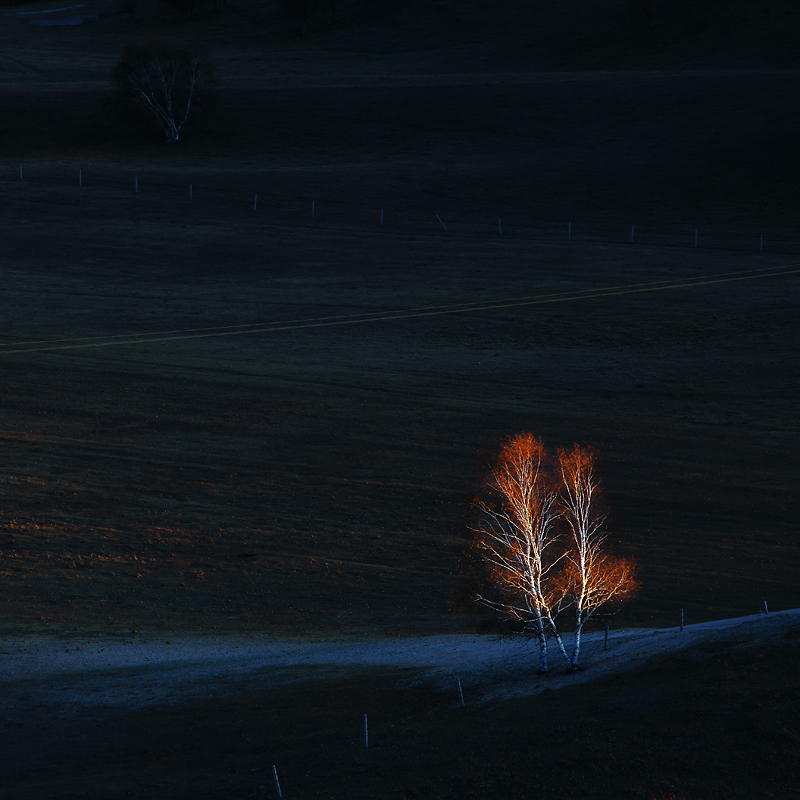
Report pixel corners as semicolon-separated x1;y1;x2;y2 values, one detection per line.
280;0;337;35
108;43;215;143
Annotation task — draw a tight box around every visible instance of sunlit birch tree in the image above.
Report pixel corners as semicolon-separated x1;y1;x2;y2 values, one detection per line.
471;434;571;672
557;444;639;668
463;435;639;673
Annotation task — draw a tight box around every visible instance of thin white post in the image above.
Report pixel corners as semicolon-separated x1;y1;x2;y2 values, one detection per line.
456;676;465;707
568;221;571;239
311;200;315;218
363;713;368;748
498;217;502;236
189;184;193;201
380;208;383;226
271;765;282;799
694;230;698;248
79;169;82;187
254;194;258;211
435;214;446;231
680;608;684;632
135;176;138;193
630;224;635;243
763;600;769;614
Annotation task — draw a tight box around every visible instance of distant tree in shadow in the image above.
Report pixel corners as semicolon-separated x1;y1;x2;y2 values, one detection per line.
280;0;337;35
121;0;136;21
107;43;216;143
159;0;227;21
459;434;639;672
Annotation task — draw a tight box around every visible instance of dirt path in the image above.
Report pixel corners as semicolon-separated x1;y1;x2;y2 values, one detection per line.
3;610;798;713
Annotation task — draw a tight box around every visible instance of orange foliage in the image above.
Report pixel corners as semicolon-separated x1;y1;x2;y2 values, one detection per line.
555;552;640;614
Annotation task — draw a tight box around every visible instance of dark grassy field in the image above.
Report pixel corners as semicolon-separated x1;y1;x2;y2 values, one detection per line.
0;0;799;797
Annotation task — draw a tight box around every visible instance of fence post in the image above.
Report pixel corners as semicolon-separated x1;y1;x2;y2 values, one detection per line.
271;765;282;799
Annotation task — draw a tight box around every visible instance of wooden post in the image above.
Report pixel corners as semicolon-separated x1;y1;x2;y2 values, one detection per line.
456;676;465;707
271;765;282;798
363;713;368;748
680;608;684;632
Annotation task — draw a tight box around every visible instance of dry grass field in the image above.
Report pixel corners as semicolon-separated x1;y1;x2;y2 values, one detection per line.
0;0;799;797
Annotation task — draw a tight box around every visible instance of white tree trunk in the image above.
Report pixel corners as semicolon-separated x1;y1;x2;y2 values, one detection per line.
571;609;584;668
534;615;548;673
547;614;572;669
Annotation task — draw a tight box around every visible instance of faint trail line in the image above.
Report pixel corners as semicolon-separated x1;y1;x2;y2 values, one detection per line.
1;265;797;356
0;262;790;348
